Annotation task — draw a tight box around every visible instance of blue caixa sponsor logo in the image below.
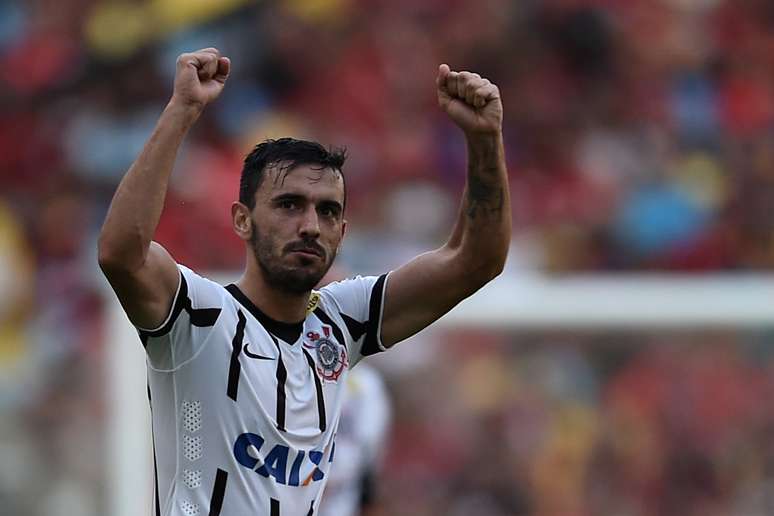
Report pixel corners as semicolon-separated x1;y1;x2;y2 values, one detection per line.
233;433;334;486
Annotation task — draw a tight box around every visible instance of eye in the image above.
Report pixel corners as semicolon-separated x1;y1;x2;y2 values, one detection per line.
279;199;298;210
318;205;341;219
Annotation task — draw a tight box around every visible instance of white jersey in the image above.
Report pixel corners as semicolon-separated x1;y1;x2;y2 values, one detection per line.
318;363;391;516
136;264;390;516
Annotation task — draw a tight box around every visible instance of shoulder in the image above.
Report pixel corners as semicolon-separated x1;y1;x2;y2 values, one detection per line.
317;274;390;313
314;274;392;360
177;264;230;304
161;264;231;330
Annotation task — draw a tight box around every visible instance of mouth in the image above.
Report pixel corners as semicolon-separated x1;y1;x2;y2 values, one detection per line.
287;247;324;259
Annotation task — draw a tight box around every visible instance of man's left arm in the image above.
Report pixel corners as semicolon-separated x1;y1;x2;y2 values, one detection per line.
381;64;511;347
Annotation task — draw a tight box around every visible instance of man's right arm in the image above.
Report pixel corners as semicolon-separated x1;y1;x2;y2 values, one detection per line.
97;48;230;329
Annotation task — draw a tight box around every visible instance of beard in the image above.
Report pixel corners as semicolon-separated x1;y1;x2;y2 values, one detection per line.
250;224;337;295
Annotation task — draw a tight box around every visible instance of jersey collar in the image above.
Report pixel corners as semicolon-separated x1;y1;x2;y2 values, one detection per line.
225;284;305;344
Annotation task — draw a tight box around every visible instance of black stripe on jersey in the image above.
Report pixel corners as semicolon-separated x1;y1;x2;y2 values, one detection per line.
189;306;221;327
271;498;280;516
302;348;327;432
340;312;367;341
269;334;288;431
313;308;346;349
225;284;303;343
138;272;222;346
227;310;246;402
152;448;160;516
207;468;228;516
147;386;161;516
138;273;188;345
362;274;388;356
307;500;315;515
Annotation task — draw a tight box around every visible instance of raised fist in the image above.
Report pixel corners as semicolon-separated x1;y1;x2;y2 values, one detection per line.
437;64;502;135
171;47;231;109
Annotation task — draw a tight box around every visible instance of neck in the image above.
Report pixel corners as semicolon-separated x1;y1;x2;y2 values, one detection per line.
235;258;309;323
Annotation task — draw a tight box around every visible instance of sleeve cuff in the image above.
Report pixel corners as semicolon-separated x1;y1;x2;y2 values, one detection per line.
137;269;186;344
361;272;390;356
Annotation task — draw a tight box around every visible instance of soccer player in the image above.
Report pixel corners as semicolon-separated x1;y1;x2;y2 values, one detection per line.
98;48;510;516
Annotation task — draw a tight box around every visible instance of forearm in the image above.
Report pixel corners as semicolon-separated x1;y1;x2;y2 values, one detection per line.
381;131;510;345
98;100;201;270
448;131;511;277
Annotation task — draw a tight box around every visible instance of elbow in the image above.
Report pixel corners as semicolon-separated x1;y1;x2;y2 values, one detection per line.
482;237;509;281
97;232;144;274
97;236;122;274
456;262;503;299
444;241;509;290
457;251;507;293
478;255;507;284
472;240;509;281
490;254;507;279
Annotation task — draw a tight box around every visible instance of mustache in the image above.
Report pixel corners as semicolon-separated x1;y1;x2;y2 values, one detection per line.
284;240;326;258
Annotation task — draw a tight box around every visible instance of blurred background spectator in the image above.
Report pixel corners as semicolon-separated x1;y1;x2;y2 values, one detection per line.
5;0;774;274
4;0;774;514
373;328;774;516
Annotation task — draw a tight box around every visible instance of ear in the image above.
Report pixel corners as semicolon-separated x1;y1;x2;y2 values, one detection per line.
338;219;347;252
232;202;252;241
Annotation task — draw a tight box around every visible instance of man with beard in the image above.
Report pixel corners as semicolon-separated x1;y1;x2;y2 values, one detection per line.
98;47;510;516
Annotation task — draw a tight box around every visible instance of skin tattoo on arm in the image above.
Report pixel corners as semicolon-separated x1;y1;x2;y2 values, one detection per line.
465;138;505;221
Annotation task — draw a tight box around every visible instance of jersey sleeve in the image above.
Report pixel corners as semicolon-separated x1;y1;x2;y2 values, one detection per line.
317;273;390;368
136;264;223;372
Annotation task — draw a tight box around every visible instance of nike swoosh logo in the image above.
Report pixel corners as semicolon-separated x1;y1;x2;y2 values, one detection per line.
243;343;274;360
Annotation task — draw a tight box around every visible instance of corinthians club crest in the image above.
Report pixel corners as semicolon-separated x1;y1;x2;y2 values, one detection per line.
303;325;348;382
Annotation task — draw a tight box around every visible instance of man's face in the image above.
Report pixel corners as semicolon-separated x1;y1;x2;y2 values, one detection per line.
249;164;346;294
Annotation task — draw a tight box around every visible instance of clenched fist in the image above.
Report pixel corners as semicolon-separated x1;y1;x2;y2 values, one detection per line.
437;64;502;135
171;47;231;110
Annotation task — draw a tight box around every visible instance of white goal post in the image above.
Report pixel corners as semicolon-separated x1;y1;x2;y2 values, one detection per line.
105;273;774;516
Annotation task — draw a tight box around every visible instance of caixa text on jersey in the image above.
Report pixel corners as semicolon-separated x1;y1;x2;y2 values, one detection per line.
233;432;334;486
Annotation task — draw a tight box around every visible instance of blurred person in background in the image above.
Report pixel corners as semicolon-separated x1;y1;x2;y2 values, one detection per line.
317;361;391;516
97;45;509;515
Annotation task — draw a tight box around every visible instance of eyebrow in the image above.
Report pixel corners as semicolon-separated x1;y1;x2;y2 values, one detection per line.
271;193;304;203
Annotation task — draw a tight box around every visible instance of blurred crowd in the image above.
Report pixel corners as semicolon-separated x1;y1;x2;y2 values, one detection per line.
377;328;774;516
3;0;774;514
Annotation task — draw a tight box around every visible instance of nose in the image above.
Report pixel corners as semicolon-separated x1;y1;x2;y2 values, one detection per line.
298;205;320;239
